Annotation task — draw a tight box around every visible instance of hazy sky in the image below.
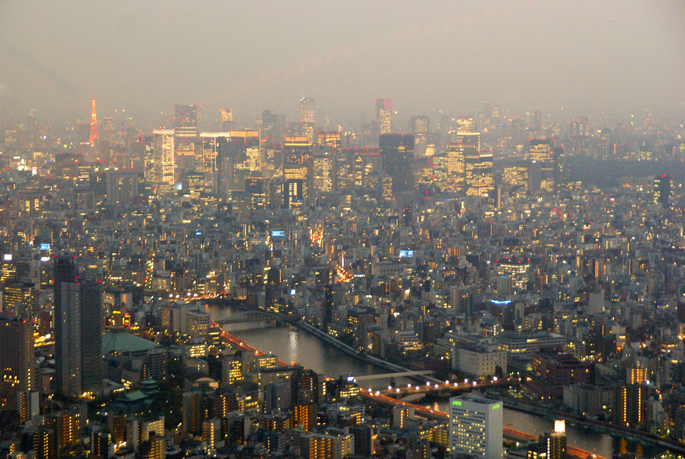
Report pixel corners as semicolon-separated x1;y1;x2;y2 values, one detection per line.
1;0;684;123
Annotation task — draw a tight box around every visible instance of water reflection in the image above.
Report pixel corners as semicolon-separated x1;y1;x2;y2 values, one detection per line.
209;305;668;459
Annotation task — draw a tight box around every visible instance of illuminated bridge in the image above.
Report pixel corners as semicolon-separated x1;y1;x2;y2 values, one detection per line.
375;376;514;398
359;389;607;459
352;371;435;382
214;310;302;326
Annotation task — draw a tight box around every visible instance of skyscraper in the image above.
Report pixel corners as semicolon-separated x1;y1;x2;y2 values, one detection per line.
53;257;102;397
300;97;315;123
174;104;198;173
654;174;673;206
283;136;312;208
449;395;503;459
220;108;235;131
529;139;555;192
152;129;175;185
446;142;465;190
376;98;392;134
200;132;231;190
459;132;493;197
379;133;414;195
0;314;34;411
409;116;430;157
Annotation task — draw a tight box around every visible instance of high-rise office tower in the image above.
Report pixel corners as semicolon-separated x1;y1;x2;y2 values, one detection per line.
283;136;312;208
379;133;414;195
529;139;555;192
446;143;465;190
459;132;493;197
533;110;542;132
174;104;198;172
409;116;430;157
220;108;235;131
0;315;34;411
53;257;102;397
152;129;175;185
102;116;116;145
4;282;37;319
89;89;99;146
300;97;315;123
455;116;476;134
315;132;341;192
312;146;335;195
376;98;392;134
654;174;673;206
554;147;568;186
200;132;231;190
449;395;503;459
216;130;260;197
262;109;279;141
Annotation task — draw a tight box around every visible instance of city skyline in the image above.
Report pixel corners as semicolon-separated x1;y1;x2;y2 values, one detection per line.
1;1;684;119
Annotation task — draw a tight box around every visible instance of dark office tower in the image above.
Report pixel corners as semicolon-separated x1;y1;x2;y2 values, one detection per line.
101;116;116;145
174;104;198;173
80;281;103;392
614;384;645;427
300;97;315;123
201;132;230;192
376;98;392;134
216;130;260;197
54;257;102;397
553;147;566;186
262;109;279;141
409;116;430;157
533;110;542;132
283;136;312;208
654;174;673;206
54;257;76;396
379;133;414;195
349;425;375;457
0;315;34;411
403;203;412;227
529;139;555;193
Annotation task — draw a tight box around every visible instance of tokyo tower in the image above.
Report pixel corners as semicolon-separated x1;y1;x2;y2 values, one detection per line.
89;87;99;145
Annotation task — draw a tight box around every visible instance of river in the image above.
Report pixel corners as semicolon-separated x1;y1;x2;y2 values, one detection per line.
208;305;669;458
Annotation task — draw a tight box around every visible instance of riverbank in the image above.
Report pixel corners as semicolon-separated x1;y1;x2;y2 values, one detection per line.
295;320;444;384
501;397;685;455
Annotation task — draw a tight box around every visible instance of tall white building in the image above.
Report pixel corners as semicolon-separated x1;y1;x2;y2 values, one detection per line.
152;129;175;185
449;395;503;459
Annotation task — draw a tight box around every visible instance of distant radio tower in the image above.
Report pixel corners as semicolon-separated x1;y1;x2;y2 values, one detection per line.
89;86;99;145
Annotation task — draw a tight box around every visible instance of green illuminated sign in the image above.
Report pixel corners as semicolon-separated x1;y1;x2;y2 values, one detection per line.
492;404;500;410
452;400;462;406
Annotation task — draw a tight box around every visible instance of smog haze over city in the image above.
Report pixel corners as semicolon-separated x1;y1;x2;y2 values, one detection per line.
4;2;685;459
1;0;685;121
